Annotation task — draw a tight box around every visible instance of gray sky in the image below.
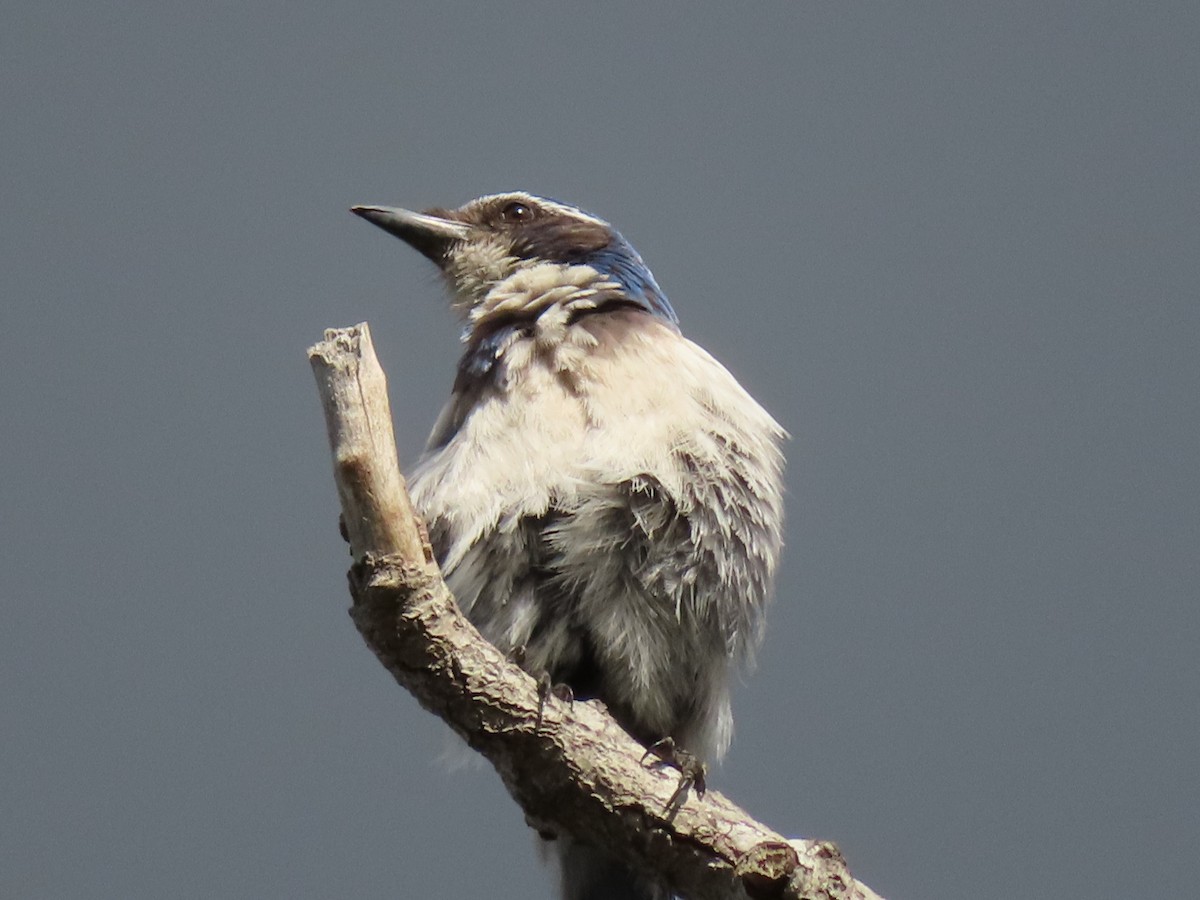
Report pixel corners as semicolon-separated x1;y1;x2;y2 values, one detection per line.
4;3;1198;899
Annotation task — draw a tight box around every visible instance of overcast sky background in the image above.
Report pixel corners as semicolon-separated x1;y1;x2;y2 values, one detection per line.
4;4;1198;899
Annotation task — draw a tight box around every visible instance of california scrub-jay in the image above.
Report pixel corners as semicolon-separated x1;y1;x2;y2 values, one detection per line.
352;192;785;900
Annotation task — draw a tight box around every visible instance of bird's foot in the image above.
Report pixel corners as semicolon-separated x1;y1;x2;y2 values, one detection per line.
535;672;574;728
642;736;707;812
508;645;573;729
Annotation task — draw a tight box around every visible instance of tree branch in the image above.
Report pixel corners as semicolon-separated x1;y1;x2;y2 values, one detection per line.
308;323;885;900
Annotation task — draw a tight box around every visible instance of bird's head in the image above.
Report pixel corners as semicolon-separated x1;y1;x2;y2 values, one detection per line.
351;192;678;327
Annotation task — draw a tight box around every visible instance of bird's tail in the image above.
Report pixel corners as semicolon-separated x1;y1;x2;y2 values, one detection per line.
558;839;667;900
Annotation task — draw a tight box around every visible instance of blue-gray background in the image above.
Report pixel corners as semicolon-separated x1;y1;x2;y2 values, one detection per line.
4;4;1197;898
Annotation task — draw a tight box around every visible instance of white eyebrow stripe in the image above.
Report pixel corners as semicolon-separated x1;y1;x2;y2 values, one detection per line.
473;191;611;229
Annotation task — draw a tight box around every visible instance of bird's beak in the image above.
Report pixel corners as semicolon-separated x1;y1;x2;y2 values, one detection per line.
350;205;471;265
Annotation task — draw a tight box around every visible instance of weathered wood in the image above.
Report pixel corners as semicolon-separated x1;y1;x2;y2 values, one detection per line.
308;322;885;900
308;323;430;565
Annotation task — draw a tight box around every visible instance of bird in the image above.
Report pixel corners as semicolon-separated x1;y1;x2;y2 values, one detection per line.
352;192;785;900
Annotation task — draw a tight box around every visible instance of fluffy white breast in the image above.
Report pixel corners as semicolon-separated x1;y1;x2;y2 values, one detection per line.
408;311;784;573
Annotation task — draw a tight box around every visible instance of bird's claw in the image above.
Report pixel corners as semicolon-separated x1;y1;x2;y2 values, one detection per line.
536;672;574;729
509;646;573;729
642;736;707;811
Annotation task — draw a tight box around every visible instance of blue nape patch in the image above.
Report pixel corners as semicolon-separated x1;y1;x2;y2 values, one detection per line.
585;232;679;324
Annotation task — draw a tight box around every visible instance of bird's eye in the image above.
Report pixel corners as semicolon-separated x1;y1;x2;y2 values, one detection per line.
500;201;533;223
